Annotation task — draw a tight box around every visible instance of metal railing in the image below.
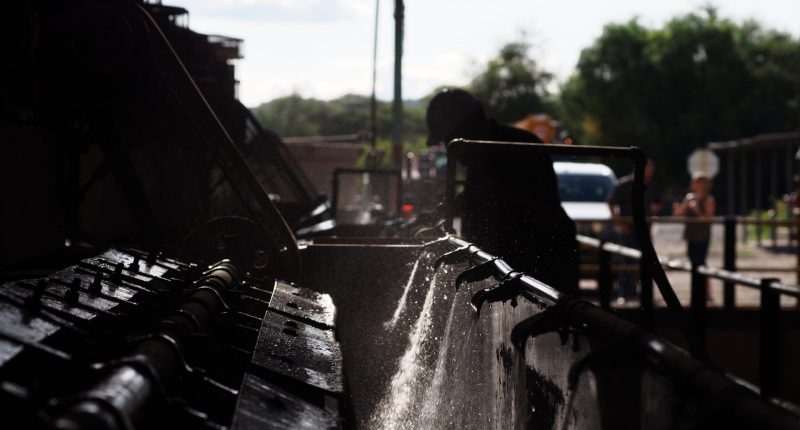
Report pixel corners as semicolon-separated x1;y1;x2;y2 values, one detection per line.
445;139;710;360
428;235;799;427
578;215;800;286
577;233;800;399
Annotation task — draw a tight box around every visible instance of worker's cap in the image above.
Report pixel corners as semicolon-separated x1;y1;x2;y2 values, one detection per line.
426;88;485;146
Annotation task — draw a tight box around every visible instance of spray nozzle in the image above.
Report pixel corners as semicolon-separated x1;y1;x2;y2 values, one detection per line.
470;272;530;316
433;245;471;269
454;257;498;291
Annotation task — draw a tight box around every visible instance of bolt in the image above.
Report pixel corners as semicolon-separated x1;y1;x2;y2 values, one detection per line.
65;278;81;304
112;262;124;281
24;280;47;309
89;273;103;295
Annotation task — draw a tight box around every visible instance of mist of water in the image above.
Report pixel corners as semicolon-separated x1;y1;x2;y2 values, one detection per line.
384;258;421;330
369;253;547;429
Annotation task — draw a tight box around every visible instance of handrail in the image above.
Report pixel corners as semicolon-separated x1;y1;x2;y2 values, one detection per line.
436;235;799;428
576;234;800;298
446;236;562;306
574;216;800;227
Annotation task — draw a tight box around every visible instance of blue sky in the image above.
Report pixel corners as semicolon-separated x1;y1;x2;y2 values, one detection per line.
180;0;800;107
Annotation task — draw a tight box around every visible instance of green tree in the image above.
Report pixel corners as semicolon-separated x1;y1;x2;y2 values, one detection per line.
251;93;428;166
251;94;327;137
469;41;556;122
560;8;800;186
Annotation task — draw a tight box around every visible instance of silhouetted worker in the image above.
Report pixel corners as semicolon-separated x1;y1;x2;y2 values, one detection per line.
427;89;578;292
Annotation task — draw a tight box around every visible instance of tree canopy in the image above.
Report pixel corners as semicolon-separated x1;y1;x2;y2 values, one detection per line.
252;94;429;168
560;8;799;185
468;41;557;122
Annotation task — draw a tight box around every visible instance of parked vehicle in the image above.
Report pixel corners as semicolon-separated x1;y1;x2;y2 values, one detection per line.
554;162;617;235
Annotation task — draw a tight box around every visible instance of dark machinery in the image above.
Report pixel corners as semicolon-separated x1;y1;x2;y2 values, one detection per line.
0;249;343;429
2;0;800;429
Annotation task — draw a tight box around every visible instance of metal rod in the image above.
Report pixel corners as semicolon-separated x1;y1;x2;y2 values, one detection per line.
724;216;737;310
727;151;735;215
690;265;707;346
741;150;749;244
598;242;612;310
577;234;800;298
370;0;380;149
756;150;763;246
640;262;654;328
391;0;404;168
759;277;781;399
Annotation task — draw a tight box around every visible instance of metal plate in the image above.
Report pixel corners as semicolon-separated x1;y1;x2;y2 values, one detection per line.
69;271;138;302
42;271;121;312
268;281;335;329
97;249;170;278
231;373;339;430
262;310;336;342
251;310;344;394
1;285;97;321
81;249;173;287
0;301;59;365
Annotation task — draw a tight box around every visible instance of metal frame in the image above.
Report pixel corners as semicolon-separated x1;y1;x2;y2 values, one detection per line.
436;235;799;428
577;233;800;399
444;139;708;360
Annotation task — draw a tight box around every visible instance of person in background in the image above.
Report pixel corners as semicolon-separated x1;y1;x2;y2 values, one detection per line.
606;159;662;303
673;171;716;268
426;88;578;293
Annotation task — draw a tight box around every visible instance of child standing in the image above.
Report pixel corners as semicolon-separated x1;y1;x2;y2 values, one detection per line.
674;171;716;267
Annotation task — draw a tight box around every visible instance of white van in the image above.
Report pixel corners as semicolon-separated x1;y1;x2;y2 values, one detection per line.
554;162;617;228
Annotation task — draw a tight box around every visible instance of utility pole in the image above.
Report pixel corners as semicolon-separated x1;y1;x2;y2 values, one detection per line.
366;0;381;169
391;0;404;168
370;0;380;150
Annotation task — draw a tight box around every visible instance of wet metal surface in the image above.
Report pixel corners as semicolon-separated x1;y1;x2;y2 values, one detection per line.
252;308;344;394
300;243;422;425
0;301;59;364
231;373;339;430
298;240;650;429
269;281;336;329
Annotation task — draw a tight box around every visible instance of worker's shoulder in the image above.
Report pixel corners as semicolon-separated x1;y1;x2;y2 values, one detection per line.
491;121;542;143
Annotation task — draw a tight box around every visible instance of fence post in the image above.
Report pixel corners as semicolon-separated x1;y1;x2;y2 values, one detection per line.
796;220;800;286
741;219;748;244
640;260;654;328
690;265;707;346
723;217;737;310
771;216;778;250
759;277;781;399
597;243;612;310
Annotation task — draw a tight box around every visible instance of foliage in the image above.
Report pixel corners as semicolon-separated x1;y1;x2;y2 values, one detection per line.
252;93;427;140
252;93;428;167
468;41;557;122
560;7;800;186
